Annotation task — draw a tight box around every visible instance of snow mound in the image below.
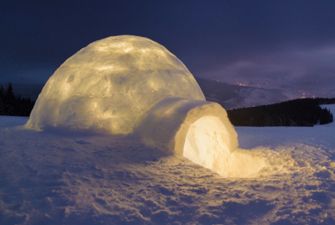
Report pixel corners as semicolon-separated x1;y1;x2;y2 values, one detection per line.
26;35;204;134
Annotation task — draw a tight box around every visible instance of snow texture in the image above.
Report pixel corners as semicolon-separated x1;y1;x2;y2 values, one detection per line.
26;35;205;135
1;108;335;224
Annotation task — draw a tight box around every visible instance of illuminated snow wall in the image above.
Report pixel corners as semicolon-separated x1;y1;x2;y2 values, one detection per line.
138;97;266;177
26;35;204;134
26;35;266;178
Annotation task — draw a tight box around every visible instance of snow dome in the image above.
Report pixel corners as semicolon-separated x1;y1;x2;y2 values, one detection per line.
26;35;205;134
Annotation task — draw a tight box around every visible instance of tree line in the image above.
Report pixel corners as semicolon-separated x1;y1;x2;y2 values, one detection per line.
0;83;334;126
0;83;35;116
227;98;334;126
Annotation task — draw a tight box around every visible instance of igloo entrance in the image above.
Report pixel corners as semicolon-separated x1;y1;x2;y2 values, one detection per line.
183;116;231;175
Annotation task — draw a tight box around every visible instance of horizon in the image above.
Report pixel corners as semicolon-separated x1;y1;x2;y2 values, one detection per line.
1;78;334;110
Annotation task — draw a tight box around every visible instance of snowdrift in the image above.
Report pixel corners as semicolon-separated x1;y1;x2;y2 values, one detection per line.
26;35;266;177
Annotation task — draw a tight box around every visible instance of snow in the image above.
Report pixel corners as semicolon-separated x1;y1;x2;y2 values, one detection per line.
321;104;335;127
184;116;233;172
1;112;334;224
26;35;204;135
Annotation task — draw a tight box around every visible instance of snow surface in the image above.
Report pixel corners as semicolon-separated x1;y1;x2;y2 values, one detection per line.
1;107;335;224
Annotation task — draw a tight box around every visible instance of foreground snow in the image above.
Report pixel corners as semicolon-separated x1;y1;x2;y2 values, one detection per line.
0;107;335;225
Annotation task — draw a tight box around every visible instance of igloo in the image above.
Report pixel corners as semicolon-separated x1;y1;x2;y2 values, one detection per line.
26;35;255;177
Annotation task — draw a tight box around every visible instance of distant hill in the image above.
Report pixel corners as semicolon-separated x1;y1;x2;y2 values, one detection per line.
196;78;289;109
10;78;290;109
227;98;335;126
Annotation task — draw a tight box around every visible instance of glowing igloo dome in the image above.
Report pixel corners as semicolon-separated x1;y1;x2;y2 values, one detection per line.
26;35;205;134
26;35;264;178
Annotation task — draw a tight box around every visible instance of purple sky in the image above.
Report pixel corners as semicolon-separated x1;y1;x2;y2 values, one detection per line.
207;45;335;97
1;0;335;97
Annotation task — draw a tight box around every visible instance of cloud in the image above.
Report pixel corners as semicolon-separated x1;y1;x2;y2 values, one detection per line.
203;45;335;97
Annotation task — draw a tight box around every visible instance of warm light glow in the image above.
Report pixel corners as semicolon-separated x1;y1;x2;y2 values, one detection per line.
183;116;267;178
26;35;269;179
236;81;249;87
184;116;231;171
26;35;205;134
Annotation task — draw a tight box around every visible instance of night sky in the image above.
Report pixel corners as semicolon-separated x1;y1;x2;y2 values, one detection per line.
1;0;335;97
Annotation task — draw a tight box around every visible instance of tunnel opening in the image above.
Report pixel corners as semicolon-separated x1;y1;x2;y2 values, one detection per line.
183;116;231;174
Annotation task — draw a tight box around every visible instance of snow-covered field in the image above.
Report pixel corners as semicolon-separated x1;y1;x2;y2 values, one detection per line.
1;105;335;225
